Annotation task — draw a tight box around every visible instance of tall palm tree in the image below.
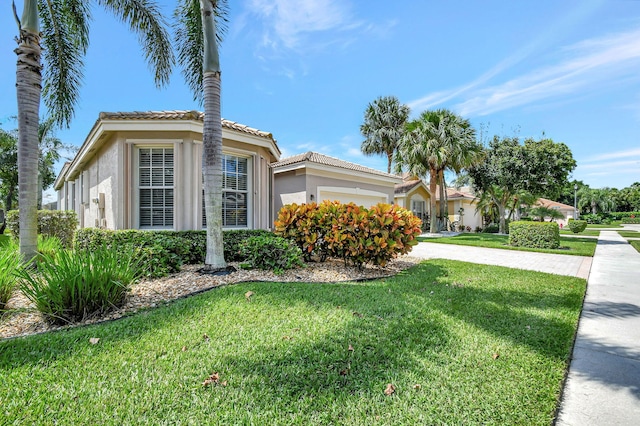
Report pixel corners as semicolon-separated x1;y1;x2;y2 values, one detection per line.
173;0;229;271
396;109;479;233
360;96;410;174
14;0;173;261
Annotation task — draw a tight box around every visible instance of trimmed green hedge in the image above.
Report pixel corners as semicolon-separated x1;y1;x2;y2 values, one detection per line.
509;221;560;249
568;219;588;233
621;217;640;224
74;229;272;278
6;210;78;248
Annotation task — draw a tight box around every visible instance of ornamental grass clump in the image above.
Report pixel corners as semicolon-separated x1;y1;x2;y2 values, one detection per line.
0;244;23;310
19;248;141;324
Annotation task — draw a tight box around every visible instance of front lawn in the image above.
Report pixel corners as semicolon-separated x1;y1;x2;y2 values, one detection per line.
0;260;585;425
559;229;600;237
631;241;640;254
586;222;622;228
418;233;597;256
617;231;639;239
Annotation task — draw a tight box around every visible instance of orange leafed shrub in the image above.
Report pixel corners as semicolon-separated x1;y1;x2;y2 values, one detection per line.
274;201;422;268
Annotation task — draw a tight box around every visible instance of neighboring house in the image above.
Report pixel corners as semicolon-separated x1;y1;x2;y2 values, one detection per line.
533;198;576;227
393;176;431;223
54;110;281;231
435;186;483;231
271;151;402;212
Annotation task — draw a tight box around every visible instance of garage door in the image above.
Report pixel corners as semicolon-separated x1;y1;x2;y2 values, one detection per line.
318;189;388;208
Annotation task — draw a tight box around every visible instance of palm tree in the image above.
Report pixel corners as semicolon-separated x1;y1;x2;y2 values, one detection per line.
14;0;173;261
173;0;229;271
360;96;410;174
578;187;616;215
396;109;479;233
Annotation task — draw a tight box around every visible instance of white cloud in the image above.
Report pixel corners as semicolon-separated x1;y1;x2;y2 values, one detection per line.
245;0;361;50
408;26;640;117
583;148;640;162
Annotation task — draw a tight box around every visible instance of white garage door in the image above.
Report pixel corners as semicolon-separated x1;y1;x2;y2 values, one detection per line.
318;188;388;208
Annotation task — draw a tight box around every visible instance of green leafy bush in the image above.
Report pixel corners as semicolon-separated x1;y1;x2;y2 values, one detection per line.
509;221;560;249
274;201;422;268
0;243;22;310
6;210;78;248
240;235;304;274
482;224;499;233
222;229;274;261
621;217;640;224
19;248;141;324
75;229;182;277
568;220;588;233
74;229;274;277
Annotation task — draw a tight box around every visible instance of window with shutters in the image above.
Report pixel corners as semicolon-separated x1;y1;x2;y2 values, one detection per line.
138;148;174;228
202;154;249;228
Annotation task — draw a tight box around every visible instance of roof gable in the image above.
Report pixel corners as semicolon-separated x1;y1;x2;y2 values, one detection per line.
272;151;401;181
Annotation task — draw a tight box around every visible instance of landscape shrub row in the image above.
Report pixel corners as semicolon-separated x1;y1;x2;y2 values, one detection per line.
509;221;560;249
75;229;272;277
274;201;422;268
6;210;78;248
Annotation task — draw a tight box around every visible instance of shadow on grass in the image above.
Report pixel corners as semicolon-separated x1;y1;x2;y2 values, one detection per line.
0;260;587;424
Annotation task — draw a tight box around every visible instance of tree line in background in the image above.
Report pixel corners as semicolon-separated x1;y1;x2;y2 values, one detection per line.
359;95;638;232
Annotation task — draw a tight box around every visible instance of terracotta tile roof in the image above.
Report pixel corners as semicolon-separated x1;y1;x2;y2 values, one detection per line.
272;151;400;179
536;197;575;210
98;110;275;140
394;179;422;194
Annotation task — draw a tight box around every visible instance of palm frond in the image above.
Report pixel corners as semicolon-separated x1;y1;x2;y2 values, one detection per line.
39;0;91;127
173;0;229;104
98;0;174;88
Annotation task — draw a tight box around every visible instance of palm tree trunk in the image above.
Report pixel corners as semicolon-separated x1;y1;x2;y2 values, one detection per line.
201;0;226;270
429;169;438;233
439;170;447;230
15;1;42;261
202;71;226;269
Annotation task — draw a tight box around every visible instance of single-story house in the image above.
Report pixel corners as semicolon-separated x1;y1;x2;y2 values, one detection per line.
54;110;281;231
393;176;431;222
434;186;483;231
271;151;402;212
55;113;406;232
533;198;577;227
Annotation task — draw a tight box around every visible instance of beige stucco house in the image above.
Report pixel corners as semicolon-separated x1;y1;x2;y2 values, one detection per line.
54;110;281;231
393;177;431;223
271;152;402;212
534;198;577;227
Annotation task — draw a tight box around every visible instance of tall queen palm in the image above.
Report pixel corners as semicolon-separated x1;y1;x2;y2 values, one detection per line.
173;0;229;271
14;0;173;261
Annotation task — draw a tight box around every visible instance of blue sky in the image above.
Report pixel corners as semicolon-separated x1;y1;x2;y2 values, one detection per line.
2;0;639;203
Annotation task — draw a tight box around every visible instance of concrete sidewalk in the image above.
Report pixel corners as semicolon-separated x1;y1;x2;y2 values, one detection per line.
410;241;592;278
556;231;640;425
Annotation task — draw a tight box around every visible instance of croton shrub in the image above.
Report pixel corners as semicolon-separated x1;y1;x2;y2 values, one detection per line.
274;201;422;268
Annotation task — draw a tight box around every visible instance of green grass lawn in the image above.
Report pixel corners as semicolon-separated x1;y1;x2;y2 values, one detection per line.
617;231;639;238
0;260;585;425
418;233;597;257
631;241;640;254
586;222;622;228
559;229;600;237
0;234;9;247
